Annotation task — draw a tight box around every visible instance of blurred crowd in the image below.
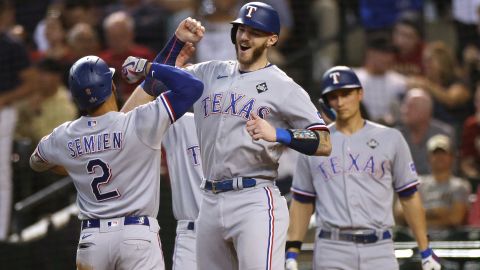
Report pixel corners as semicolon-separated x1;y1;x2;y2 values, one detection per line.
1;0;480;242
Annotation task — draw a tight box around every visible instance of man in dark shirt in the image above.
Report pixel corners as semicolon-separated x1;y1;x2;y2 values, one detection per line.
0;0;33;240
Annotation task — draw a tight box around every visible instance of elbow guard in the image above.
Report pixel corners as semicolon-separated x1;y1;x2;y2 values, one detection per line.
276;128;319;155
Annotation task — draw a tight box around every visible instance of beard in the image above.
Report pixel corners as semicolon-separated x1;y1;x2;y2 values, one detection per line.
235;41;267;66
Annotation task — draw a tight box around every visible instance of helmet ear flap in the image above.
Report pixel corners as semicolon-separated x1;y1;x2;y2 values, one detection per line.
231;24;238;44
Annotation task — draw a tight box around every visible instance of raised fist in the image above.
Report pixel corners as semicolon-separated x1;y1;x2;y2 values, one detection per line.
175;17;205;43
121;56;148;84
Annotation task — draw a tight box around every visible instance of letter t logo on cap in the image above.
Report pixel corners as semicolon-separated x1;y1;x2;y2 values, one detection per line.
246;6;258;18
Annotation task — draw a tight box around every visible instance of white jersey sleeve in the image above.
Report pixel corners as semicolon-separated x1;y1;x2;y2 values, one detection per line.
391;129;419;192
280;86;327;131
133;96;173;149
36;124;68;165
291;153;316;198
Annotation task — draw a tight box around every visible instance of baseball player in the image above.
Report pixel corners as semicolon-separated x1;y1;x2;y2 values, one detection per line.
119;17;206;270
29;55;204;270
163;113;203;270
126;2;332;270
285;66;441;270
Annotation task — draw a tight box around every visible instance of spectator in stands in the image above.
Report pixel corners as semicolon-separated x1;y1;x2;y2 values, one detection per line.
354;33;407;126
66;23;100;62
194;0;238;63
31;11;70;63
397;88;455;175
34;0;99;54
61;0;99;30
392;11;425;76
419;135;471;229
0;0;34;241
460;84;480;181
100;11;154;103
452;0;480;63
468;183;480;227
394;134;471;230
408;41;472;136
103;0;169;52
15;58;77;145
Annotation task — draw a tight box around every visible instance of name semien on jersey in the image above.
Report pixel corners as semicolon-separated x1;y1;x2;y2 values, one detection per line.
67;132;123;158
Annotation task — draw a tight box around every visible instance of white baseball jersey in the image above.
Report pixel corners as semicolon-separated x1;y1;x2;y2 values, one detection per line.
162;112;203;221
292;121;419;230
186;60;328;181
35;97;173;220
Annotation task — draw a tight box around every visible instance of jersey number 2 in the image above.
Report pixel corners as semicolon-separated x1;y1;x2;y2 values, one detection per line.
87;159;120;201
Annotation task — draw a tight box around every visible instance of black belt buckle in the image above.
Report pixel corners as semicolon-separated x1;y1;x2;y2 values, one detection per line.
350;233;378;244
187;222;195;230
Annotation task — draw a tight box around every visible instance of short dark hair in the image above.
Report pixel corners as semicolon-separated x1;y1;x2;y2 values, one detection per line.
366;33;397;53
396;11;424;38
35;58;64;74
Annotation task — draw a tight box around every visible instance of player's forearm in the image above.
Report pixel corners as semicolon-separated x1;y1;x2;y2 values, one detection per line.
29;151;55;172
147;63;203;118
399;192;429;250
141;34;185;96
121;86;155;113
314;130;332;156
287;199;314;251
154;34;186;66
147;63;203;98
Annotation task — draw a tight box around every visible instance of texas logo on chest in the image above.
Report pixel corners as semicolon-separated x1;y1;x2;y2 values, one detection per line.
200;91;271;120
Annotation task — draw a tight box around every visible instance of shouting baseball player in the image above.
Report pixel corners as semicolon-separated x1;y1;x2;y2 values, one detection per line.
285;66;441;270
29;55;203;270
126;2;332;269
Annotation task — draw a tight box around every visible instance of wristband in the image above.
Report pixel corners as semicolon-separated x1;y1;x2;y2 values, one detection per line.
276;128;292;144
420;248;432;259
285;240;302;251
286;251;298;260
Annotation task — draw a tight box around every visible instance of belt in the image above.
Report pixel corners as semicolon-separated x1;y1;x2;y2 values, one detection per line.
319;229;391;244
81;216;150;230
187;221;194;230
203;178;256;194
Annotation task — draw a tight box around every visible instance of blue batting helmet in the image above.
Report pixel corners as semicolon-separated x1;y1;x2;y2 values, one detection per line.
69;56;115;110
321;66;362;97
230;2;280;44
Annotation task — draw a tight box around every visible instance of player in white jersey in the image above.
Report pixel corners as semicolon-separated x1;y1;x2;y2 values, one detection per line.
285;66;441;270
163;113;203;270
126;3;332;270
29;55;203;270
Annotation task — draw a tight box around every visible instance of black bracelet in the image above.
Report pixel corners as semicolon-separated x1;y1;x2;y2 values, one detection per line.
285;240;302;251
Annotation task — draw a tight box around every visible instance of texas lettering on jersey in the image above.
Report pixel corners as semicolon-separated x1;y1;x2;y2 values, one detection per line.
201;91;271;119
316;153;391;181
67;131;123;158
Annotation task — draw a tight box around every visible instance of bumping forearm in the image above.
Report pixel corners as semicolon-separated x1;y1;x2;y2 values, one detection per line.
148;63;203;100
276;129;331;156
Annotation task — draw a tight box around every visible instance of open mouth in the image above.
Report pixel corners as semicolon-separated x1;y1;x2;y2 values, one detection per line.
239;44;251;51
